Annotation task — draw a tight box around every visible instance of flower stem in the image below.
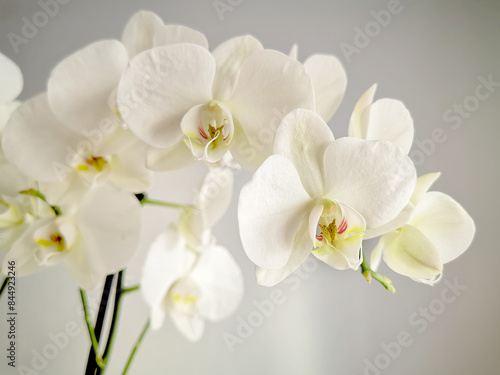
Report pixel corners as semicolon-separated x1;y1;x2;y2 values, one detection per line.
80;289;105;370
360;252;396;293
0;277;9;299
85;274;114;375
101;270;125;374
122;285;140;295
122;320;150;375
135;192;192;210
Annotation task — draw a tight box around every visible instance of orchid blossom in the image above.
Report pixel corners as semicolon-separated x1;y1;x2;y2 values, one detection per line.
238;108;417;286
370;173;475;284
141;168;243;340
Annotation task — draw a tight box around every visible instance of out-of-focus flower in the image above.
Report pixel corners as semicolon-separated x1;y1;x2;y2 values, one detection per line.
2;183;142;290
238;108;416;286
141;169;243;341
117;35;316;171
370;173;475;285
2;94;151;203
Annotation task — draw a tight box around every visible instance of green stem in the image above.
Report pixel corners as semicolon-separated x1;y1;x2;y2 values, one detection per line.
79;289;105;369
101;271;124;374
122;321;150;375
122;285;140;295
360;252;396;293
141;198;192;210
0;277;9;299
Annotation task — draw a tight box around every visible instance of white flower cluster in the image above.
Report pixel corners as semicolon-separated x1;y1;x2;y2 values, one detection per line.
0;10;475;345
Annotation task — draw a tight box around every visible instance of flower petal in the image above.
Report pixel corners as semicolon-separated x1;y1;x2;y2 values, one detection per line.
0;52;23;105
108;140;153;193
2;94;83;182
410;172;441;206
73;183;142;275
238;154;312;269
364;99;414;154
363;201;415;240
273;108;334;197
147;141;196;171
228;122;267;172
256;213;312;286
380;224;443;279
410;191;475;264
64;235;102;290
304;54;347;123
121;11;164;58
324;138;416;229
190;245;243;320
154;25;209;50
141;225;194;315
212;35;263;101
230;50;315;159
195;167;234;228
117;44;215;148
348;84;377;139
48;40;128;133
2;217;55;277
168;303;205;341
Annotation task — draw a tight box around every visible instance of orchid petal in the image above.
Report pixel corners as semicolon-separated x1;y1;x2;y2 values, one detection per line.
147;141;196;171
154;25;209;50
256;214;312;286
304;54;347;123
410;191;475;264
190;245;243;320
122;11;164;58
238;154;312;269
0;52;23;105
364;99;414;154
381;224;443;279
348;84;377;139
410;172;441;206
2;94;83;182
48;40;128;133
117;44;215;148
273;108;334;197
73;183;142;275
324;138;416;229
212;35;263;101
230;50;315;159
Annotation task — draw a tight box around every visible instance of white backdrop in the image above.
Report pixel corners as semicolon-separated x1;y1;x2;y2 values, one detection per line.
0;0;499;374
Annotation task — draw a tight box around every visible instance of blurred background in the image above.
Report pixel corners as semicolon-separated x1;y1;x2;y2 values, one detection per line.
0;0;499;374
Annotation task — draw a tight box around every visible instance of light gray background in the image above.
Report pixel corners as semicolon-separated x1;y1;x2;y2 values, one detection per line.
0;0;498;374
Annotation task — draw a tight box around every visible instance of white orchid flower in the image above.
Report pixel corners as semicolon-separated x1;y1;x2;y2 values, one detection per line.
238;108;416;286
348;84;414;155
141;169;242;341
0;192;55;253
370;173;475;285
47;11;207;138
2;183;142;290
117;35;316;171
2;94;151;203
